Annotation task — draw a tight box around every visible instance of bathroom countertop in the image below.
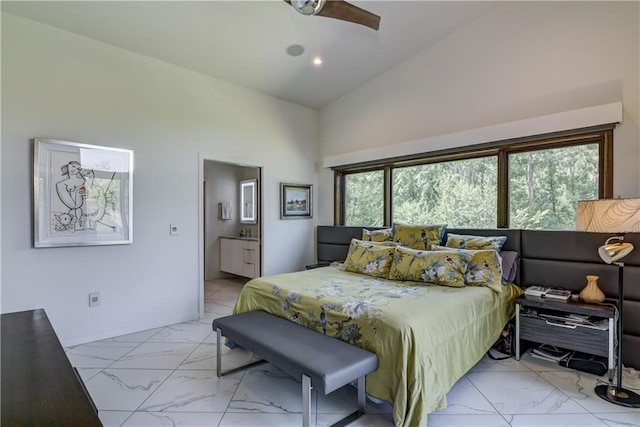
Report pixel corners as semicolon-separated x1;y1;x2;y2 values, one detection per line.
221;236;260;242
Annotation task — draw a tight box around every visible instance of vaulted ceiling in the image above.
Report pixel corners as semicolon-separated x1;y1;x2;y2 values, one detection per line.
2;1;499;109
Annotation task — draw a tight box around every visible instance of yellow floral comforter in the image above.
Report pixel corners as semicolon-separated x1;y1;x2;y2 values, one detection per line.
233;266;521;427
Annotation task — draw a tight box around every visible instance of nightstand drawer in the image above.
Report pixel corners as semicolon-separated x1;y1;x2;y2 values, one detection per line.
519;316;608;357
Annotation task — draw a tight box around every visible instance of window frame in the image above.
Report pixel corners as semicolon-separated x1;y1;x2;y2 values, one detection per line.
333;126;614;228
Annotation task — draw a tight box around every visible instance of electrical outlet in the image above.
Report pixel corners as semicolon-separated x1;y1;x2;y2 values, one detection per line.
89;292;100;307
170;223;179;236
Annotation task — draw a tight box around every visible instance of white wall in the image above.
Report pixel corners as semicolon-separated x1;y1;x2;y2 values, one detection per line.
1;13;317;345
317;2;640;224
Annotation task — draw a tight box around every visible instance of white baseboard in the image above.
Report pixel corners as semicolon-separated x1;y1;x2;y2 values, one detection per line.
60;311;200;348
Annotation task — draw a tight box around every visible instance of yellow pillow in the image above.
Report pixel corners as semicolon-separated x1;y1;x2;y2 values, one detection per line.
388;246;470;288
362;228;393;242
432;245;503;293
351;238;398;247
392;223;447;250
445;233;507;251
344;239;395;278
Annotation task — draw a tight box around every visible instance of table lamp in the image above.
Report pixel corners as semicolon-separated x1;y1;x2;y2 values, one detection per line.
576;198;640;407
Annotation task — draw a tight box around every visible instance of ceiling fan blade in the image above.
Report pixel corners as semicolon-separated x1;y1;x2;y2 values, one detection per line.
317;0;380;31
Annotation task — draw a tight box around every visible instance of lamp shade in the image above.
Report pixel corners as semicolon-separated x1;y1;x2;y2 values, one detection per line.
576;198;640;233
598;238;634;264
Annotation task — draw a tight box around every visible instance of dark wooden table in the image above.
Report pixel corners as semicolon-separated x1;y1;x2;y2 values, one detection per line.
1;309;102;426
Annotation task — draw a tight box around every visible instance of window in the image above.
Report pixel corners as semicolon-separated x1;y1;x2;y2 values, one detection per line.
344;170;384;226
393;157;497;228
508;144;599;230
334;127;613;229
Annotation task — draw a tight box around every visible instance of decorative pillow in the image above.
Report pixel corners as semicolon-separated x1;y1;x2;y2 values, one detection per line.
362;228;393;242
432;245;503;293
445;233;507;251
350;238;399;247
392;223;447;251
344;239;395;278
500;250;519;284
388;246;470;288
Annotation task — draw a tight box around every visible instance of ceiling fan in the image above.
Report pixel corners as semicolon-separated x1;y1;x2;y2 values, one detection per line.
285;0;381;31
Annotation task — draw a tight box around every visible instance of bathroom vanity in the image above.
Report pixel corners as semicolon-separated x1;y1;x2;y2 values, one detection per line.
220;236;260;278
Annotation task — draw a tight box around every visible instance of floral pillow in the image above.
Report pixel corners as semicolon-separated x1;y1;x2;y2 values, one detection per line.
362;228;393;242
392;223;447;251
350;238;399;247
344;239;395;278
388;246;471;288
445;233;507;251
432;245;503;293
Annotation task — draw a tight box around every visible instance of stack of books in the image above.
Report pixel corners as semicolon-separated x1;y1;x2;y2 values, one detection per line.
524;286;572;301
530;344;572;363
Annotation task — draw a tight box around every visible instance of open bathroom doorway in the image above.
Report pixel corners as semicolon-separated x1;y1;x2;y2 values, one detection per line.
198;155;262;318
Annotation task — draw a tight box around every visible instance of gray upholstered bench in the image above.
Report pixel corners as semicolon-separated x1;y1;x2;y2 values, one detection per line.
212;310;378;427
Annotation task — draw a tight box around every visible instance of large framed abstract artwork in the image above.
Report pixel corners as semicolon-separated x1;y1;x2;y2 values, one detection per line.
280;182;312;219
34;138;133;248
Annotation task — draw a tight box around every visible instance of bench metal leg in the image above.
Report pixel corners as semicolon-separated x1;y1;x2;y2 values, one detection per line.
302;374;312;427
216;328;222;377
215;327;267;378
302;375;367;427
357;376;366;412
329;376;367;427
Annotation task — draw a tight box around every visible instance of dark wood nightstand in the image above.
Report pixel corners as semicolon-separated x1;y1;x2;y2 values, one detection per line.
516;295;615;379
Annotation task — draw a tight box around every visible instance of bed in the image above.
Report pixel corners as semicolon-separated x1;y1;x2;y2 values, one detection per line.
234;262;521;426
231;225;640;425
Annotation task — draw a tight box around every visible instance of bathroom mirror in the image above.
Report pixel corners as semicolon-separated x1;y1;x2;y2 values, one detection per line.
240;179;257;224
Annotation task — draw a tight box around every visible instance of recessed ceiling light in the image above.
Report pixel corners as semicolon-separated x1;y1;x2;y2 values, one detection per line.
312;56;323;66
286;44;305;57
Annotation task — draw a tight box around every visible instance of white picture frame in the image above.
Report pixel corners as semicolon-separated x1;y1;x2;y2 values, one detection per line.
34;138;133;248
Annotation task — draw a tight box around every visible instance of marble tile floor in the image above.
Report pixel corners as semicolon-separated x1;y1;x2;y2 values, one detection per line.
66;278;640;427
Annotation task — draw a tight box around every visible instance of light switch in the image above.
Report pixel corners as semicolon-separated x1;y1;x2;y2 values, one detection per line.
170;223;179;236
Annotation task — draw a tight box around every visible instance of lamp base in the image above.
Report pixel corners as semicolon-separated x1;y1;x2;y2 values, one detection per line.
595;384;640;408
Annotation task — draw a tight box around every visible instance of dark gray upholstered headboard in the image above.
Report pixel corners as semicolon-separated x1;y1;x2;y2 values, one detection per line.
317;226;521;263
316;226;640;369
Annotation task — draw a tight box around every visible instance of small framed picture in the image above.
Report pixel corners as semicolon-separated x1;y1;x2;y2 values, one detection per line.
34;138;133;247
280;183;312;219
